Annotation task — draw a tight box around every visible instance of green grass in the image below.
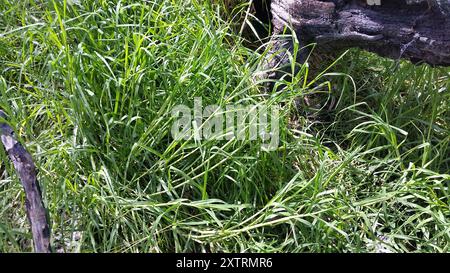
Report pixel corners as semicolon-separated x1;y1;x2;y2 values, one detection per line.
0;0;449;253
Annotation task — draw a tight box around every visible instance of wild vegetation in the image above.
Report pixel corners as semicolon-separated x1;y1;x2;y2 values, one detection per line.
0;0;448;252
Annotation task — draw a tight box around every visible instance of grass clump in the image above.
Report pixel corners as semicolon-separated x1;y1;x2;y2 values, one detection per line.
0;0;448;253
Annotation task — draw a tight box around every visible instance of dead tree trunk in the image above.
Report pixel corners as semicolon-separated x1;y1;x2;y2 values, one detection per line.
0;110;51;253
268;0;450;71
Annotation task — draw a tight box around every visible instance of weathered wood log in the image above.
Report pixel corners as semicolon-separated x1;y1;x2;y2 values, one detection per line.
268;0;450;71
0;110;51;253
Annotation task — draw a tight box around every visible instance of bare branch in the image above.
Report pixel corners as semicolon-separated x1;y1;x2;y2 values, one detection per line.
0;110;51;253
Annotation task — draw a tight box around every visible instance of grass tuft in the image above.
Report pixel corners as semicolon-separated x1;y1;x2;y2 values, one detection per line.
0;0;448;253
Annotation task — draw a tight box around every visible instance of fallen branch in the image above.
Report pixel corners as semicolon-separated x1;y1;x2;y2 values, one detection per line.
0;110;51;253
268;0;450;70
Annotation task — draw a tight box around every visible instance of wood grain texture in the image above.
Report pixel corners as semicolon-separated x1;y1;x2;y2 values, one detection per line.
268;0;450;71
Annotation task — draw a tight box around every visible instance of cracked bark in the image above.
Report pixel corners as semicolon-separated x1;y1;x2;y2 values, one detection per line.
268;0;450;71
